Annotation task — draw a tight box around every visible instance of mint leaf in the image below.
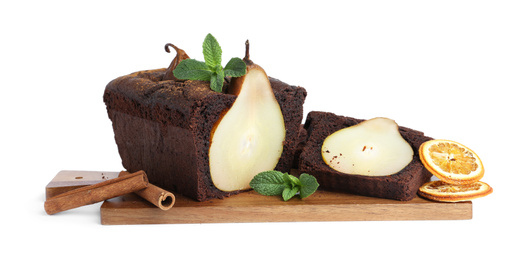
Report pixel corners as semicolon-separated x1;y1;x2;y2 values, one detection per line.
299;173;319;199
203;33;222;69
282;186;299;201
171;33;247;93
224;57;247;77
173;59;212;81
249;171;286;196
283;173;300;188
250;171;320;201
210;69;225;93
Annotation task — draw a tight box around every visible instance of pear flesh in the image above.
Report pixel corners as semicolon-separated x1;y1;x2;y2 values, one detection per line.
209;68;285;192
321;117;413;176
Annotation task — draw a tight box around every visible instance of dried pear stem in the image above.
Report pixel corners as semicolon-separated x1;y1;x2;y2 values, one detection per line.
244;40;250;60
243;40;253;66
162;43;190;81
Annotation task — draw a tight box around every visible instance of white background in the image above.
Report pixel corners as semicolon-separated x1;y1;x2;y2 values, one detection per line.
2;0;519;259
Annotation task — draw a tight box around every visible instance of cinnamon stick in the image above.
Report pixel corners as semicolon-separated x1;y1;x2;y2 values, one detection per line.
119;171;176;210
44;170;148;215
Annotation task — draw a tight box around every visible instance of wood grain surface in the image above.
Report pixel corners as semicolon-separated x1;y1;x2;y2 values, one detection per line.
45;170;472;224
100;189;472;224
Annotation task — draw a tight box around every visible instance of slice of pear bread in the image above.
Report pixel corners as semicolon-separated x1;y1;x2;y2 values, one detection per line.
298;111;432;201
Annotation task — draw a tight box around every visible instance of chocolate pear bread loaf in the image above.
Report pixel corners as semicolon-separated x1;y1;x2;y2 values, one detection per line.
298;111;432;201
104;68;306;201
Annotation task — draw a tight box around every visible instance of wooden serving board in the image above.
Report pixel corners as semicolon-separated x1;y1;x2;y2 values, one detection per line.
46;170;472;225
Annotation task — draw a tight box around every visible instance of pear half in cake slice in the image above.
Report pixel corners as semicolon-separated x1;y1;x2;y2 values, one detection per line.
321;117;413;176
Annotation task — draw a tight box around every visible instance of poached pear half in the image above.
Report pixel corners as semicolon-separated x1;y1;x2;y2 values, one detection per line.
209;41;285;191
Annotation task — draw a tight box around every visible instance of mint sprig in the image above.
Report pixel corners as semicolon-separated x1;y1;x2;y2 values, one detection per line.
173;33;247;92
249;171;320;201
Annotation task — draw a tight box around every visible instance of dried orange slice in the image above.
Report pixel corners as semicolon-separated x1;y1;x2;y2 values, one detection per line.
418;180;492;202
419;139;484;185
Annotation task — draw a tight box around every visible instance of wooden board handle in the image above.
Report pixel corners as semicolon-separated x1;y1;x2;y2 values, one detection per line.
44;171;148;215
